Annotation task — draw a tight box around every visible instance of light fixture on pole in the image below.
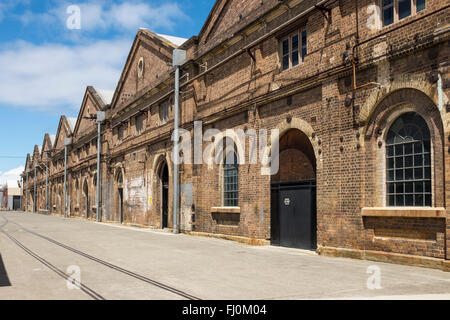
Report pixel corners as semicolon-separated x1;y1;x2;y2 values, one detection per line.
26;168;29;212
96;111;105;223
172;48;186;234
33;164;37;213
63;137;72;218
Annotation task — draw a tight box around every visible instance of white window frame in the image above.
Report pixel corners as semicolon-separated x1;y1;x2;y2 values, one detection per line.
381;0;426;28
279;29;307;71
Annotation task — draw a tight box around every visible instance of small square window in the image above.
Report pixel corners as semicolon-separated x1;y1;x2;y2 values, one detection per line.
280;29;307;71
159;101;169;124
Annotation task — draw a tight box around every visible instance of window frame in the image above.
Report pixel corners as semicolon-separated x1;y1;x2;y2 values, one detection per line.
135;113;145;134
381;0;426;28
385;112;432;207
221;140;239;208
159;101;170;124
279;28;307;72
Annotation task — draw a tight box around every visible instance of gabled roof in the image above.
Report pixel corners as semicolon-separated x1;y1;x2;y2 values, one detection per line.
72;86;109;140
32;145;40;165
198;0;227;43
109;28;180;109
156;33;188;47
40;133;54;161
24;154;31;172
53;115;74;150
49;135;56;146
96;89;114;105
67;117;77;132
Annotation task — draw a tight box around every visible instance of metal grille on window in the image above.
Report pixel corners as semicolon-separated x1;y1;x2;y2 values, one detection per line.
386;112;431;206
223;151;238;207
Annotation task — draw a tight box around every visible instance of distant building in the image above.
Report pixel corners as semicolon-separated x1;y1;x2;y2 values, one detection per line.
0;184;6;209
6;180;22;210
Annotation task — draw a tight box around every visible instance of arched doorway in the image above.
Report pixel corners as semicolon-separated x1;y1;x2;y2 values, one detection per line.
158;161;169;229
271;128;317;250
83;179;89;219
116;170;124;224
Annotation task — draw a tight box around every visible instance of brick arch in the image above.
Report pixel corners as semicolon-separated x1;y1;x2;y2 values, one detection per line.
150;152;173;228
114;164;125;188
360;74;444;128
151;152;172;180
206;130;246;169
363;88;446;208
271;117;321;171
363;88;444;140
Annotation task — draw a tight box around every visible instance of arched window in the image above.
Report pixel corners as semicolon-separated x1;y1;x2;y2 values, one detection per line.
386;112;431;206
223;146;239;207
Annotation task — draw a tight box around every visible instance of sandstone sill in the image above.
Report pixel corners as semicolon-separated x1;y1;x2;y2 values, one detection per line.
210;207;241;214
361;207;446;218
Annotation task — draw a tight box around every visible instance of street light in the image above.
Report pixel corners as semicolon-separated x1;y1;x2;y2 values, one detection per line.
25;168;29;212
172;49;186;234
96;111;105;222
34;164;37;212
63;137;72;218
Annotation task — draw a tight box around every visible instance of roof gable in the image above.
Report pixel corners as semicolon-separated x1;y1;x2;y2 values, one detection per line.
110;29;177;110
32;145;40;166
54;116;73;151
40;133;53;161
24;154;31;172
72;87;107;141
198;0;279;48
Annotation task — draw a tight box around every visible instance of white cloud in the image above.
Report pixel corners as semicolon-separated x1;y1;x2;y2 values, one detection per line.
17;1;188;33
0;166;24;185
0;39;131;112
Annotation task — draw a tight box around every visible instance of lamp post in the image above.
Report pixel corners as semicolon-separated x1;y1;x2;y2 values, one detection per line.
25;169;29;211
172;49;186;234
63;137;71;218
33;164;37;212
96;111;105;222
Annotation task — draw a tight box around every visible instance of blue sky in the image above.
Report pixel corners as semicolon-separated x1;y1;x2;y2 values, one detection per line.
0;0;214;184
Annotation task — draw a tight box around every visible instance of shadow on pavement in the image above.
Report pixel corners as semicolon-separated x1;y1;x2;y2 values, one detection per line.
0;254;11;287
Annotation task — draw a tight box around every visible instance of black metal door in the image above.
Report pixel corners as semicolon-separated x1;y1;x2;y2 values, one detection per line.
13;196;21;210
271;181;316;250
118;188;123;223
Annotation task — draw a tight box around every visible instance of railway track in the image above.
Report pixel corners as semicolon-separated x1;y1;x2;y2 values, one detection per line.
0;218;105;300
0;213;201;300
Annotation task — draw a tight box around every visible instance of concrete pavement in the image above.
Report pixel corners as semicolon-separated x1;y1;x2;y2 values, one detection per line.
0;211;449;300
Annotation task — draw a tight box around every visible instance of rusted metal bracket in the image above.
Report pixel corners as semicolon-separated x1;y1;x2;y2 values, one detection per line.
246;48;256;62
315;4;332;23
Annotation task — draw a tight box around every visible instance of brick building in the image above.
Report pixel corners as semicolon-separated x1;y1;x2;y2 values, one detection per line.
22;0;450;270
